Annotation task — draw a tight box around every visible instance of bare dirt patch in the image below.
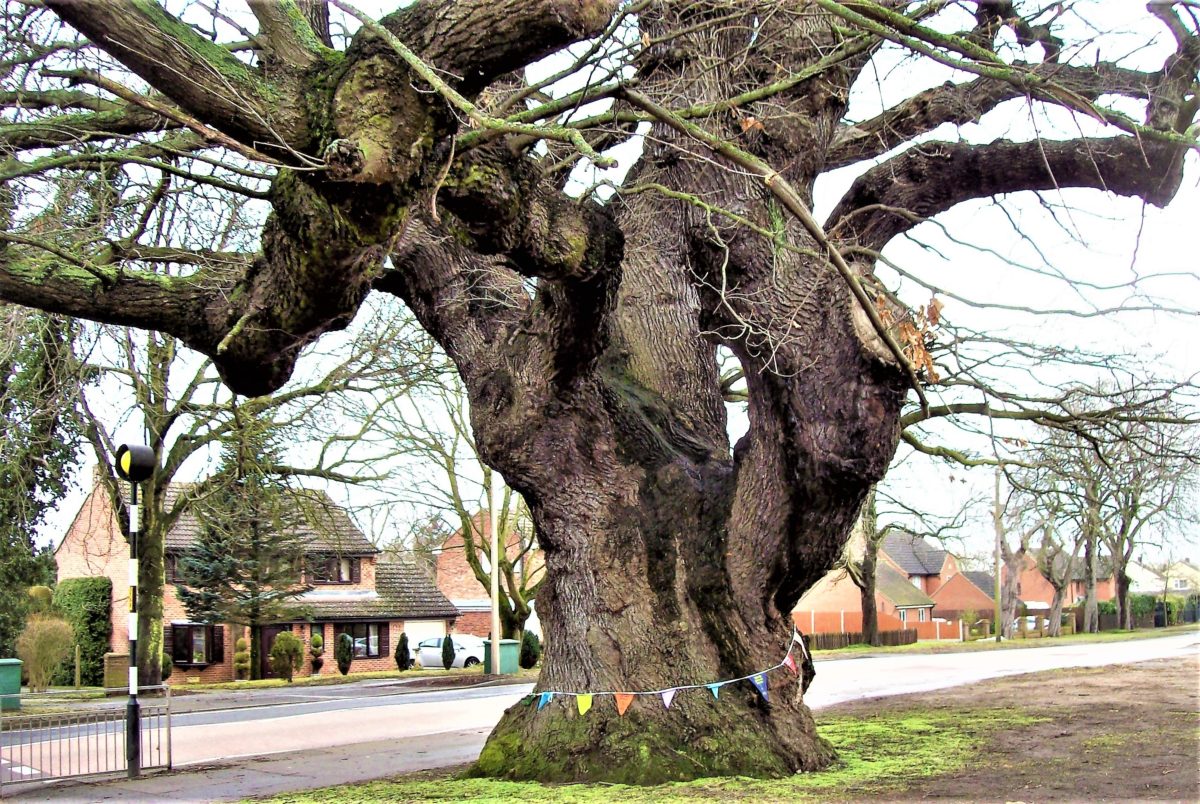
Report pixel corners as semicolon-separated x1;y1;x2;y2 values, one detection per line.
835;656;1199;802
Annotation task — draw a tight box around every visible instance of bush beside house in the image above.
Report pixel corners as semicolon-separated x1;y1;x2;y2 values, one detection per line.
51;577;111;686
395;632;410;671
519;631;541;669
17;614;74;691
335;632;353;675
269;631;304;682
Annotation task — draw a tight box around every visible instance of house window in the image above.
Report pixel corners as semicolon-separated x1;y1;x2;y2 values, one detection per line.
897;609;907;623
918;608;929;622
1173;578;1188;590
334;622;388;658
168;623;224;667
311;556;359;584
911;576;922;589
165;553;178;583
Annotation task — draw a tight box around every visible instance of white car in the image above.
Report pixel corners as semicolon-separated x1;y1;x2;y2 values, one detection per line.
416;635;485;669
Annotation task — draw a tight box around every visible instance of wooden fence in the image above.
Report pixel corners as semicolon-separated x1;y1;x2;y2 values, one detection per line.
807;628;917;650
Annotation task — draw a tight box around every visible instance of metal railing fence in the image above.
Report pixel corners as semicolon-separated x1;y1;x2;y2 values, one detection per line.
0;686;170;793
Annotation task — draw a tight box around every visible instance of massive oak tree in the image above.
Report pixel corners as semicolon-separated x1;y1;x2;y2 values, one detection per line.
2;0;1196;783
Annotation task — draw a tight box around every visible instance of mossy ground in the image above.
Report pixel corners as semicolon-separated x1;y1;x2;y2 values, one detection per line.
250;656;1198;803
252;709;1040;803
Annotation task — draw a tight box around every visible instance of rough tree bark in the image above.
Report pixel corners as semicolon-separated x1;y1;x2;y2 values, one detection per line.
2;0;1196;784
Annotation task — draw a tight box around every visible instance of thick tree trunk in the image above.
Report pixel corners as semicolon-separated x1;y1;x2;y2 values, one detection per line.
1083;530;1099;633
137;493;165;689
858;542;881;647
471;442;838;782
1048;584;1067;637
1116;571;1132;630
1000;551;1023;640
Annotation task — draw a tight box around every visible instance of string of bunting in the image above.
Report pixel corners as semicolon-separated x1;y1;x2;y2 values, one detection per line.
524;628;811;717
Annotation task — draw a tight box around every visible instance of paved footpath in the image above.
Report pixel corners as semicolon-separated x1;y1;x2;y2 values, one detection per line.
8;632;1198;802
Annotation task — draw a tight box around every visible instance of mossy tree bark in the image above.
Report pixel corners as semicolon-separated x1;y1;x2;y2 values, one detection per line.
3;0;1197;784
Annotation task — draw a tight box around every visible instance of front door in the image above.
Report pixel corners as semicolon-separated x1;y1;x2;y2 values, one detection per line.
259;625;289;679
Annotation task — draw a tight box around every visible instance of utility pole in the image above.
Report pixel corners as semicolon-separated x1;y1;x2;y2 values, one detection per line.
115;443;154;778
488;472;502;676
993;467;1004;643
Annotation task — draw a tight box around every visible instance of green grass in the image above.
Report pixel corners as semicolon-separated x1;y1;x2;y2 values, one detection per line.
813;623;1199;660
253;707;1044;803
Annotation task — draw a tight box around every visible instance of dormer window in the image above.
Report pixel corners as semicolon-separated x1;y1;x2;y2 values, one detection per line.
310;555;360;584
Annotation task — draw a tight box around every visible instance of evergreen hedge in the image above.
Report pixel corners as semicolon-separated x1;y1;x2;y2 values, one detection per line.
395;632;411;671
51;577;111;687
519;631;541;669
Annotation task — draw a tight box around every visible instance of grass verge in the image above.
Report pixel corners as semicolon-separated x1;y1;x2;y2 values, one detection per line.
252;707;1043;803
813;623;1199;660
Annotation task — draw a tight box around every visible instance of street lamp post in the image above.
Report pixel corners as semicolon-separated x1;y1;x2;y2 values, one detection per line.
115;444;154;778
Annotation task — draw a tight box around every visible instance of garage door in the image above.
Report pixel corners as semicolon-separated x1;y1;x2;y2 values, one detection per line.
402;619;447;643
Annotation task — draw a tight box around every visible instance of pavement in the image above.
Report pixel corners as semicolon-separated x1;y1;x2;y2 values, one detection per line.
18;729;491;802
1;673;519;802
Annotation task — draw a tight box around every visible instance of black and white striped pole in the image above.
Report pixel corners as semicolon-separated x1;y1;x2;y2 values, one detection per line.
115;444;154;779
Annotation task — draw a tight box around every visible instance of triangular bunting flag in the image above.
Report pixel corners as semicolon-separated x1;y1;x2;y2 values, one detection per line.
615;693;634;716
705;683;721;700
783;654;798;675
577;694;593;716
661;688;676;709
537;692;553;710
750;673;769;701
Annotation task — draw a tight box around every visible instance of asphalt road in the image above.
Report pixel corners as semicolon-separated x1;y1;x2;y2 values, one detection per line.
5;631;1198;800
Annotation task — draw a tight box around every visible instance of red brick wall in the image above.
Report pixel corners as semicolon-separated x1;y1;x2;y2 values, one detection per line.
931;572;995;620
435;517;544;604
454;611;492;637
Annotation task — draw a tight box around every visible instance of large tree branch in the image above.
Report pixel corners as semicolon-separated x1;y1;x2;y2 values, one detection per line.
826;135;1188;252
827;62;1155;169
44;0;310;155
437;147;623;282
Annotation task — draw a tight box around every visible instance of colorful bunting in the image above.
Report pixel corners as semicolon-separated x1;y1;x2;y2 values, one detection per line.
792;630;810;663
615;693;634;716
530;628;808;715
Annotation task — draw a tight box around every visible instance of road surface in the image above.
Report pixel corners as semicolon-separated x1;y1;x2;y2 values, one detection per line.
4;631;1197;796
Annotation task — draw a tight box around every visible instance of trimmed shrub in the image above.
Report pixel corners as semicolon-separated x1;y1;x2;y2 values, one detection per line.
27;585;53;613
1098;600;1117;615
269;631;304;683
395;632;411;671
309;631;324;674
17;614;74;691
233;637;251;680
519;631;541;669
51;577;112;687
441;634;455;670
161;652;173;682
335;632;353;675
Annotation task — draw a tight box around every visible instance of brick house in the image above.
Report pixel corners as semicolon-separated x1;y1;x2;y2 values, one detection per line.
56;473;459;684
930;570;996;622
794;561;938;633
794;530;964;640
881;531;959;595
1011;552;1116;609
435;512;544;637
